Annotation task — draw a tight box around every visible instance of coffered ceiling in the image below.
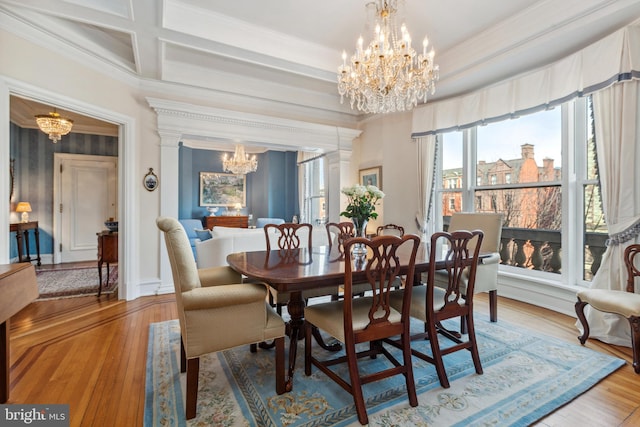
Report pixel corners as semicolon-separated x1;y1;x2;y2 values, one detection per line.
3;0;640;131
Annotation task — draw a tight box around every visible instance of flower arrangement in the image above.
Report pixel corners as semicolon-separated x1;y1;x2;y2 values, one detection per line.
340;184;385;223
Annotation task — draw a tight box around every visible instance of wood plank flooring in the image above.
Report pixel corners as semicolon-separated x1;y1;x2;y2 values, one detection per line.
6;292;640;426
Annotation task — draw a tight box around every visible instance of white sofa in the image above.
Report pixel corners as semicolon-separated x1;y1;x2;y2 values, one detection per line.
195;226;331;269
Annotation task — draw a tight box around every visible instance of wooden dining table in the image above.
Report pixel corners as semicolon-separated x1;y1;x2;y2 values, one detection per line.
227;241;437;392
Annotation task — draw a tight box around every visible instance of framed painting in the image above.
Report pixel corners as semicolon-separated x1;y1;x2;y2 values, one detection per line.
359;166;382;190
199;172;246;207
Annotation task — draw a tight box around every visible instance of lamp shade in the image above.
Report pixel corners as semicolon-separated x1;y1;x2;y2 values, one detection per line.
16;202;32;213
16;201;32;223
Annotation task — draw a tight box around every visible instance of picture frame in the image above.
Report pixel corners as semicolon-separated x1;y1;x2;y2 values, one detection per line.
143;168;158;192
199;172;246;207
359;166;382;190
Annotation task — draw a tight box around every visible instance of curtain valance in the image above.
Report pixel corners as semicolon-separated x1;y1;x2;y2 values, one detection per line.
411;24;640;137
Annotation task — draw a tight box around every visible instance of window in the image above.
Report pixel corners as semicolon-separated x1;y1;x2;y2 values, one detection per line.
435;98;607;286
300;155;326;225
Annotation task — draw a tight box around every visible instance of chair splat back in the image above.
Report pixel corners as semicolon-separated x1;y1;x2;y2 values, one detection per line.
435;230;484;310
265;222;312;251
326;222;355;255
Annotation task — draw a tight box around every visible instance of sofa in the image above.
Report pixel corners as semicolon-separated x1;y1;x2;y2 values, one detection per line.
256;217;285;228
178;218;205;258
196;225;332;269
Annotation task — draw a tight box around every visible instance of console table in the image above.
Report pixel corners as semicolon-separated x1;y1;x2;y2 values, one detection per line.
9;221;42;266
205;215;249;229
0;263;38;403
97;231;118;297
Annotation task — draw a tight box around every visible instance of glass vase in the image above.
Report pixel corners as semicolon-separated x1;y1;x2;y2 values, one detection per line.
351;218;368;256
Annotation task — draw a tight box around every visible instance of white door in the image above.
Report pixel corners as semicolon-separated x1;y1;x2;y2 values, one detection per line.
54;154;118;263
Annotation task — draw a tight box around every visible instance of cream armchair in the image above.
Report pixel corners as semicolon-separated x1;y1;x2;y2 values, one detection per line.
436;212;503;322
156;217;286;420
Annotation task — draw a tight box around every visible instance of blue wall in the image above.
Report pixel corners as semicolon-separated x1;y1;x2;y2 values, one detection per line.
9;123;118;258
178;145;299;224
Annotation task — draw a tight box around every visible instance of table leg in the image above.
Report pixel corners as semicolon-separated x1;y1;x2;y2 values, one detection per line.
98;261;103;296
34;227;41;266
283;291;305;392
14;231;24;263
23;231;32;263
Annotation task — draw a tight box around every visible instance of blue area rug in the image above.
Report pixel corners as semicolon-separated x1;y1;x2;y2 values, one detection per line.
144;316;624;426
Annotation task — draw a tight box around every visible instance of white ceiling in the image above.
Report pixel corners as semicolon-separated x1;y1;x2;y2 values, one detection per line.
3;0;640;131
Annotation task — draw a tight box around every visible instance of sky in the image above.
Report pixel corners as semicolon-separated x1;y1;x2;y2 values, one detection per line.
442;109;563;170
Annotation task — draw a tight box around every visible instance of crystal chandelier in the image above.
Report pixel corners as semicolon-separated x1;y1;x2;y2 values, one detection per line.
222;145;258;175
35;109;74;143
337;0;439;114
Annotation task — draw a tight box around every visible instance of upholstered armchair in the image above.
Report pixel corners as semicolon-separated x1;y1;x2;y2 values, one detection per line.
435;212;503;323
156;216;286;419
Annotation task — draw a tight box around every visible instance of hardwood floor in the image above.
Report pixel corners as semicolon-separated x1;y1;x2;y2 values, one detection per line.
6;293;640;426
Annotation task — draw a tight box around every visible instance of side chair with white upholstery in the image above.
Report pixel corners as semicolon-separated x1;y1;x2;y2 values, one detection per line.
304;234;421;425
156;216;287;419
575;243;640;373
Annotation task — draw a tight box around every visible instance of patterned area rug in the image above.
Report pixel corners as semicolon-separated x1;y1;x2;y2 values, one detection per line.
36;266;118;299
144;316;624;427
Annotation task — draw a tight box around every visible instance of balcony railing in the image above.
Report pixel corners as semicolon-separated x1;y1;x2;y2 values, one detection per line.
499;228;608;280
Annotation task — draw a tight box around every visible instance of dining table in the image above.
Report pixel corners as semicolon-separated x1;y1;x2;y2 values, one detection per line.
227;241;441;392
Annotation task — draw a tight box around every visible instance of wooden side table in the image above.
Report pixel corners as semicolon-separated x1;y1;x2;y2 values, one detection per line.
97;231;118;297
205;215;249;229
9;221;42;266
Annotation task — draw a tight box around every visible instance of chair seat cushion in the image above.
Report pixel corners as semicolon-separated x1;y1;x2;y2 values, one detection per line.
577;288;640;318
389;286;455;322
305;297;401;343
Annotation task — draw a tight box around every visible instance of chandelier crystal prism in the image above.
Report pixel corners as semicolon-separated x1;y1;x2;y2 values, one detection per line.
35;109;74;143
222;145;258;175
337;0;439;114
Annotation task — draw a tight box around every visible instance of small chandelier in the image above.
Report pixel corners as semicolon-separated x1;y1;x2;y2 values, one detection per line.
337;0;439;114
35;109;74;143
222;145;258;175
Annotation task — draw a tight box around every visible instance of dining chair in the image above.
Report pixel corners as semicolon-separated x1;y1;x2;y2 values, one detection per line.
304;234;421;425
326;221;369;300
390;229;484;388
264;222;338;312
376;223;405;237
436;212;503;324
156;217;286;419
575;243;640;373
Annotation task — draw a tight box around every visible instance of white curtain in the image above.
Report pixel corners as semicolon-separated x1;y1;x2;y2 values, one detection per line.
414;135;438;240
411;24;640;137
585;79;640;346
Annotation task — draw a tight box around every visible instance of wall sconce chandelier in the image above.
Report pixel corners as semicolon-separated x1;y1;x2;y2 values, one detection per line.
35;109;74;143
222;145;258;175
338;0;439;114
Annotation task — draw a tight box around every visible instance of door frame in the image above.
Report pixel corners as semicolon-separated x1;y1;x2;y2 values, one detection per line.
53;153;118;264
1;77;138;300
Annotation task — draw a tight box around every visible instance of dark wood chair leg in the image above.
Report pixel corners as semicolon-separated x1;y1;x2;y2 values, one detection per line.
185;357;199;420
250;343;257;353
489;289;498;322
575;299;590;345
629;316;640;374
180;338;186;373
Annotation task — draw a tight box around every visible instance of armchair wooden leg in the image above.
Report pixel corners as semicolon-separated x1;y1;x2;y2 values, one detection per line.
489;290;498;322
629;316;640;374
180;338;186;373
575;299;590;345
275;336;287;394
186;357;200;420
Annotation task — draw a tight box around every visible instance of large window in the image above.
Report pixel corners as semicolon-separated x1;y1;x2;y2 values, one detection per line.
436;98;607;285
300;155;326;225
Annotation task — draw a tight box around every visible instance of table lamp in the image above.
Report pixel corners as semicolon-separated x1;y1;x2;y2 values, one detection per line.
16;202;32;223
234;203;242;215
